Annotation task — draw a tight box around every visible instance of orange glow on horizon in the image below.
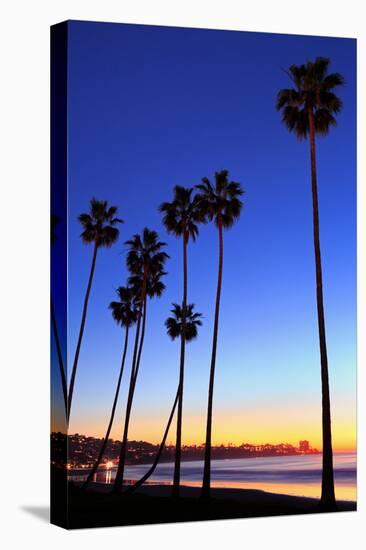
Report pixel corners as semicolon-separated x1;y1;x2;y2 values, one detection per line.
59;409;356;452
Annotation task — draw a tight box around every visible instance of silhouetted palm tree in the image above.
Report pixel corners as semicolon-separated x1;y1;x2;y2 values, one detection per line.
51;214;68;415
166;303;202;341
276;57;344;509
113;229;168;492
127;303;202;494
82;286;139;489
160;186;202;496
196;170;243;498
67;199;123;421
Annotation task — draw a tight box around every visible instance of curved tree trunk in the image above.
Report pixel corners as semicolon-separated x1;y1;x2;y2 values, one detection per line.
308;108;336;509
126;383;180;495
113;275;148;492
82;327;129;489
67;242;98;422
172;232;188;497
51;297;68;416
202;216;223;499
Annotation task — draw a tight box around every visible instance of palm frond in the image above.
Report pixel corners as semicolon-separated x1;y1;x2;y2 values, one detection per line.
314;108;337;135
276;88;303;110
281;105;309;139
99;226;120;247
323;72;345;90
165;317;181;340
78;213;92;226
318;91;343;113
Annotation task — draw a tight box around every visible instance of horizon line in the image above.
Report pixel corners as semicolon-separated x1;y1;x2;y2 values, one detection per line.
52;431;356;452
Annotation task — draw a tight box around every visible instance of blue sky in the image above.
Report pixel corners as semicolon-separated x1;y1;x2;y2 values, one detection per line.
52;21;356;448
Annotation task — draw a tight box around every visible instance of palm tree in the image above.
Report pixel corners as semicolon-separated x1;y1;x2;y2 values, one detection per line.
276;57;344;509
113;229;168;492
67;198;123;421
196;170;244;498
82;286;139;489
126;303;202;495
160;186;203;496
51;214;68;416
166;303;203;341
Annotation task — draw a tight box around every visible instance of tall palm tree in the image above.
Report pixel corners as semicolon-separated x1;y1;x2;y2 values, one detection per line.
126;303;202;495
196;170;243;498
276;57;344;509
51;214;68;416
113;229;168;492
67;198;123;421
82;286;139;489
160;186;203;496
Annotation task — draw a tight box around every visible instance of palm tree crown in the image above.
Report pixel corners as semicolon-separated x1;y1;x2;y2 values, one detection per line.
276;57;344;139
165;303;203;342
78;198;123;247
196;170;244;228
125;228;169;277
109;286;139;329
159;185;203;242
128;270;167;300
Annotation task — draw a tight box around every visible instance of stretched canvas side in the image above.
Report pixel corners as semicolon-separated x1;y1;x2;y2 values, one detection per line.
50;21;69;529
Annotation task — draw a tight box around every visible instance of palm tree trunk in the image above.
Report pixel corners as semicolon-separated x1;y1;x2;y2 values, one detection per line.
113;275;147;492
308;108;336;509
114;299;147;492
67;242;98;421
172;233;188;497
202;215;223;499
132;296;148;389
82;327;129;489
51;297;68;416
126;382;180;495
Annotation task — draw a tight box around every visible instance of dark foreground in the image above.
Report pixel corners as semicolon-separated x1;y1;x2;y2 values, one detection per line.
51;468;356;530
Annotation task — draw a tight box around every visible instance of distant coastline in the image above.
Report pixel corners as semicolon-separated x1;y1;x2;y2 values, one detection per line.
51;432;320;470
67;451;322;476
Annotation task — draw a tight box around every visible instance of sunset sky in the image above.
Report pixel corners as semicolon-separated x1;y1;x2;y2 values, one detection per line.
51;21;356;452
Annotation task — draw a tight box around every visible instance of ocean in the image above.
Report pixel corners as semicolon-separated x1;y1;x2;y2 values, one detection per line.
70;452;356;501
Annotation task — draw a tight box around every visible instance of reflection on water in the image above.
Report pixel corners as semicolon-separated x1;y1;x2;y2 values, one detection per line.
69;452;356;501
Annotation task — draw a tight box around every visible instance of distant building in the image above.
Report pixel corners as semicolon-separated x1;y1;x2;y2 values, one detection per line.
299;440;310;452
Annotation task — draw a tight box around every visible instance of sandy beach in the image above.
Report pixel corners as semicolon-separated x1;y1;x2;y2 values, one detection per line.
60;479;356;529
85;480;356;509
